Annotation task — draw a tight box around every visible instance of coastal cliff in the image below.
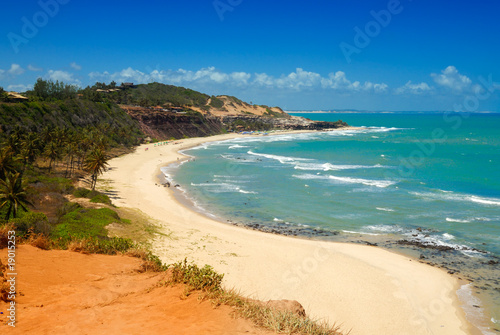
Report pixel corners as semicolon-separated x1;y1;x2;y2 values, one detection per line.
121;105;348;140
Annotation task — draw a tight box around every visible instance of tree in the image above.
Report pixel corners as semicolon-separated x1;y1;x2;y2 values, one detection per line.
0;147;17;181
0;172;33;220
83;148;109;190
0;87;7;101
44;141;62;172
20;132;40;169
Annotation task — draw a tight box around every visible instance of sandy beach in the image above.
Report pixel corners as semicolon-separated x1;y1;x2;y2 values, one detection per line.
101;131;475;335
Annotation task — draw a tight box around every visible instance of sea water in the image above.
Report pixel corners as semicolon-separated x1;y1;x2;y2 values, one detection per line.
163;112;500;333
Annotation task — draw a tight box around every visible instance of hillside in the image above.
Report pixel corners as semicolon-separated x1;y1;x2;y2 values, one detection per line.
0;99;142;146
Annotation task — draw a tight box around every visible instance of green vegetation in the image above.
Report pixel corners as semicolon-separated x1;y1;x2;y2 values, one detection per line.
264;107;286;118
166;259;343;335
0;171;33;219
52;206;119;240
209;95;224;109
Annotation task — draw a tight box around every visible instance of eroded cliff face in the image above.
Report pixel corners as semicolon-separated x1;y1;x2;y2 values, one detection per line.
122;105;349;140
123;106;225;140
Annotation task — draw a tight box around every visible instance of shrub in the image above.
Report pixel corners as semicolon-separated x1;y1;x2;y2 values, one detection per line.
73;187;91;198
11;212;51;238
168;258;223;295
90;193;112;205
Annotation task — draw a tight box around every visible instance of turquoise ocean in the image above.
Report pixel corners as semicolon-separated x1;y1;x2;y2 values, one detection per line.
163;112;500;333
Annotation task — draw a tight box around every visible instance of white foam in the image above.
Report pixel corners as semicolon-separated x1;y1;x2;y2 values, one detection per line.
457;284;497;335
247;150;312;164
446;218;471;223
228;144;249;149
376;207;395;212
328;175;396;188
411;191;500;207
293;162;389;171
191;182;256;194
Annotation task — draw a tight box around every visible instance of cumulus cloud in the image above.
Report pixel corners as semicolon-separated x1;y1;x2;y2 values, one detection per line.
28;64;43;72
8;84;31;92
70;62;82;71
431;66;472;92
47;70;81;85
395;81;433;95
7;64;25;76
87;66;388;94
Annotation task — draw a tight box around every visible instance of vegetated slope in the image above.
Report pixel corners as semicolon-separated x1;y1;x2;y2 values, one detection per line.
0;99;143;145
96;82;289;118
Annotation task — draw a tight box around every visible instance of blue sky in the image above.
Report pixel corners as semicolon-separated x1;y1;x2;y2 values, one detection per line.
1;0;499;111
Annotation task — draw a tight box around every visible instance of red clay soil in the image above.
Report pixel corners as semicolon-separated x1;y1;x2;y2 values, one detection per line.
0;245;274;335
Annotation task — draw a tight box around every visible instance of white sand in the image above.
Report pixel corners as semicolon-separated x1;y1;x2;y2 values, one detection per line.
101;132;474;335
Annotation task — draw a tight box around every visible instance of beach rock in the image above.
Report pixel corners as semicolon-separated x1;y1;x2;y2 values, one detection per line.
265;300;306;318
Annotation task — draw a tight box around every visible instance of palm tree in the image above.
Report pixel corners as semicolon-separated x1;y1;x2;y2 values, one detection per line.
0;172;33;220
20;132;40;169
83;148;109;190
0;147;17;181
43;141;62;172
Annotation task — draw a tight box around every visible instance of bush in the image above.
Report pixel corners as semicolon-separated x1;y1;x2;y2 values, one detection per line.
169;258;224;294
73;187;91;198
90;193;112;205
11;212;51;238
52;207;120;240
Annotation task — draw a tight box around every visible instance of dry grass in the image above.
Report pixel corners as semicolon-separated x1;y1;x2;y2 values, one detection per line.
27;234;52;250
166;259;346;335
0;223;15;249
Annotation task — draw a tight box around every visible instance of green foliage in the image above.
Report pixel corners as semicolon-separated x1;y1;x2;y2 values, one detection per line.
209;96;224;109
264;108;286;118
52;207;121;240
73;187;91;198
90;193;112;205
115;82;211;108
0;172;33;219
11;212;51;238
74;237;136;255
83;148;109;190
0;100;142;147
169;258;224;294
29;78;78;101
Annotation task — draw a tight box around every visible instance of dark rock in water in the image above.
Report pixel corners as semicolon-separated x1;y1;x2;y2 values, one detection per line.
364;241;378;246
420;254;426;259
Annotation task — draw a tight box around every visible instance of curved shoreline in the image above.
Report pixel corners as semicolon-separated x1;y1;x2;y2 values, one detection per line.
101;131;476;335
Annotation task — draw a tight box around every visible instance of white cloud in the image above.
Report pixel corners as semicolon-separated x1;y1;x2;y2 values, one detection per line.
28;64;43;72
431;66;472;92
7;84;31;92
70;62;82;71
0;68;5;80
47;70;81;85
7;64;25;76
395;81;433;95
86;66;389;94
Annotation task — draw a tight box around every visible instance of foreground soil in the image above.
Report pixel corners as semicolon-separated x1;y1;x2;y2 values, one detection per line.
0;245;274;335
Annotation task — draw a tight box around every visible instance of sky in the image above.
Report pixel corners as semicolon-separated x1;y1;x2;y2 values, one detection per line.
1;0;499;111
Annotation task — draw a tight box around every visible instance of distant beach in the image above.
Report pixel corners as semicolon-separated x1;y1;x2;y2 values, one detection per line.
101;129;475;335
